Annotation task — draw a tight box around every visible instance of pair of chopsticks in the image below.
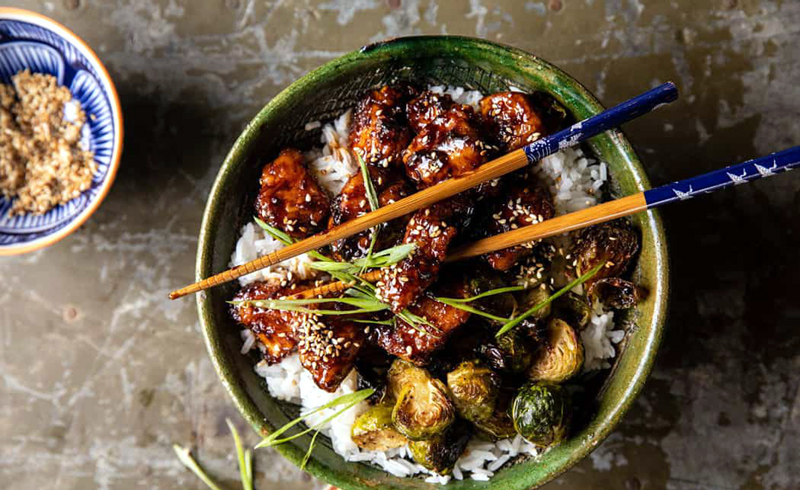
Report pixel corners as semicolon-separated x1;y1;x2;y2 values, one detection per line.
169;82;677;300
169;82;800;300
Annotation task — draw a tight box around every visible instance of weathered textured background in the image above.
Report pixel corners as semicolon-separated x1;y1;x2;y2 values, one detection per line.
1;1;799;489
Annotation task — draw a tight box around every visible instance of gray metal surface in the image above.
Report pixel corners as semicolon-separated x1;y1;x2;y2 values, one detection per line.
1;1;798;489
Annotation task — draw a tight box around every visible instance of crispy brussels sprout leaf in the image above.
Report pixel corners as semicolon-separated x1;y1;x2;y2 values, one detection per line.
554;291;592;329
518;284;553;321
474;411;517;441
530;91;568;134
446;360;501;423
512;382;571;447
592;277;647;309
516;317;546;343
572;221;639;292
473;389;516;441
409;421;471;475
481;331;533;374
527;318;584;383
466;272;519;321
351;403;408;451
476;417;516;441
388;360;456;441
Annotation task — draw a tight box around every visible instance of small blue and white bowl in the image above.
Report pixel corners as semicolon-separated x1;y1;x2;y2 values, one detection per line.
0;7;123;256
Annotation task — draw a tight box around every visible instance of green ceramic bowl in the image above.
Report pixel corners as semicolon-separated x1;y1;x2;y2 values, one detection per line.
196;36;668;490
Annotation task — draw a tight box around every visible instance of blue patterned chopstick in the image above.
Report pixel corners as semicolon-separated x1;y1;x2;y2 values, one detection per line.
644;146;800;207
523;82;678;163
171;82;680;299
449;147;800;263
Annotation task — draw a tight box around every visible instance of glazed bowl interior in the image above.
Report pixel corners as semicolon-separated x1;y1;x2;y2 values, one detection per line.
197;36;668;490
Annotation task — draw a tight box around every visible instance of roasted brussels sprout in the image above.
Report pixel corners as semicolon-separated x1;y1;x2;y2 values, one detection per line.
446;360;501;423
409;421;471;475
511;382;571;447
554;291;591;329
528;91;569;135
572;221;639;292
473;390;517;441
474;412;517;441
518;284;552;321
517;317;546;343
592;277;646;309
468;270;518;320
527;318;584;383
351;403;408;451
388;360;456;440
481;330;533;374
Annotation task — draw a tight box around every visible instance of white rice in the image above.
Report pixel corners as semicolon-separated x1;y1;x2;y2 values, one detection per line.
428;85;484;110
232;85;624;482
229;222;319;287
306;109;358;197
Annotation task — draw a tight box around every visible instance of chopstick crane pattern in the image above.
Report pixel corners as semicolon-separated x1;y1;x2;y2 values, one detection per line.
523;82;678;163
643;147;800;207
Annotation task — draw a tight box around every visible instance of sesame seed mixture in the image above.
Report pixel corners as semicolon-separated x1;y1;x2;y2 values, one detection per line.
0;70;96;216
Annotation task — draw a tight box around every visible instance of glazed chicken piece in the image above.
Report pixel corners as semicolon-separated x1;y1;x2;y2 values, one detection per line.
230;282;304;365
375;196;473;313
350;84;418;168
254;148;330;238
373;275;472;366
296;314;365;392
406;90;475;133
482;181;556;271
328;167;412;261
403;91;490;188
479;92;566;152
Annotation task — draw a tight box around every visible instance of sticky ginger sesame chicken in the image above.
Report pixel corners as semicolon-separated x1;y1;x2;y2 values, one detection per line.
229;282;305;365
254;148;330;238
373;275;472;365
296;313;365;392
478;91;566;151
482;179;556;271
403;91;490;189
350;84;418;168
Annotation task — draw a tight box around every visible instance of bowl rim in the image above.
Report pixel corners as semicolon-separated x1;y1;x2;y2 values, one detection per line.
0;7;124;256
196;35;669;489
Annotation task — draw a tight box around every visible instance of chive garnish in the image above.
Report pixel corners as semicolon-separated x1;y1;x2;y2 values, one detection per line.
227;419;254;490
231;296;389;316
253;218;433;331
174;419;255;490
433;298;512;323
172;444;226;490
494;261;606;338
436;285;527;304
356;153;382;274
255;389;374;450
